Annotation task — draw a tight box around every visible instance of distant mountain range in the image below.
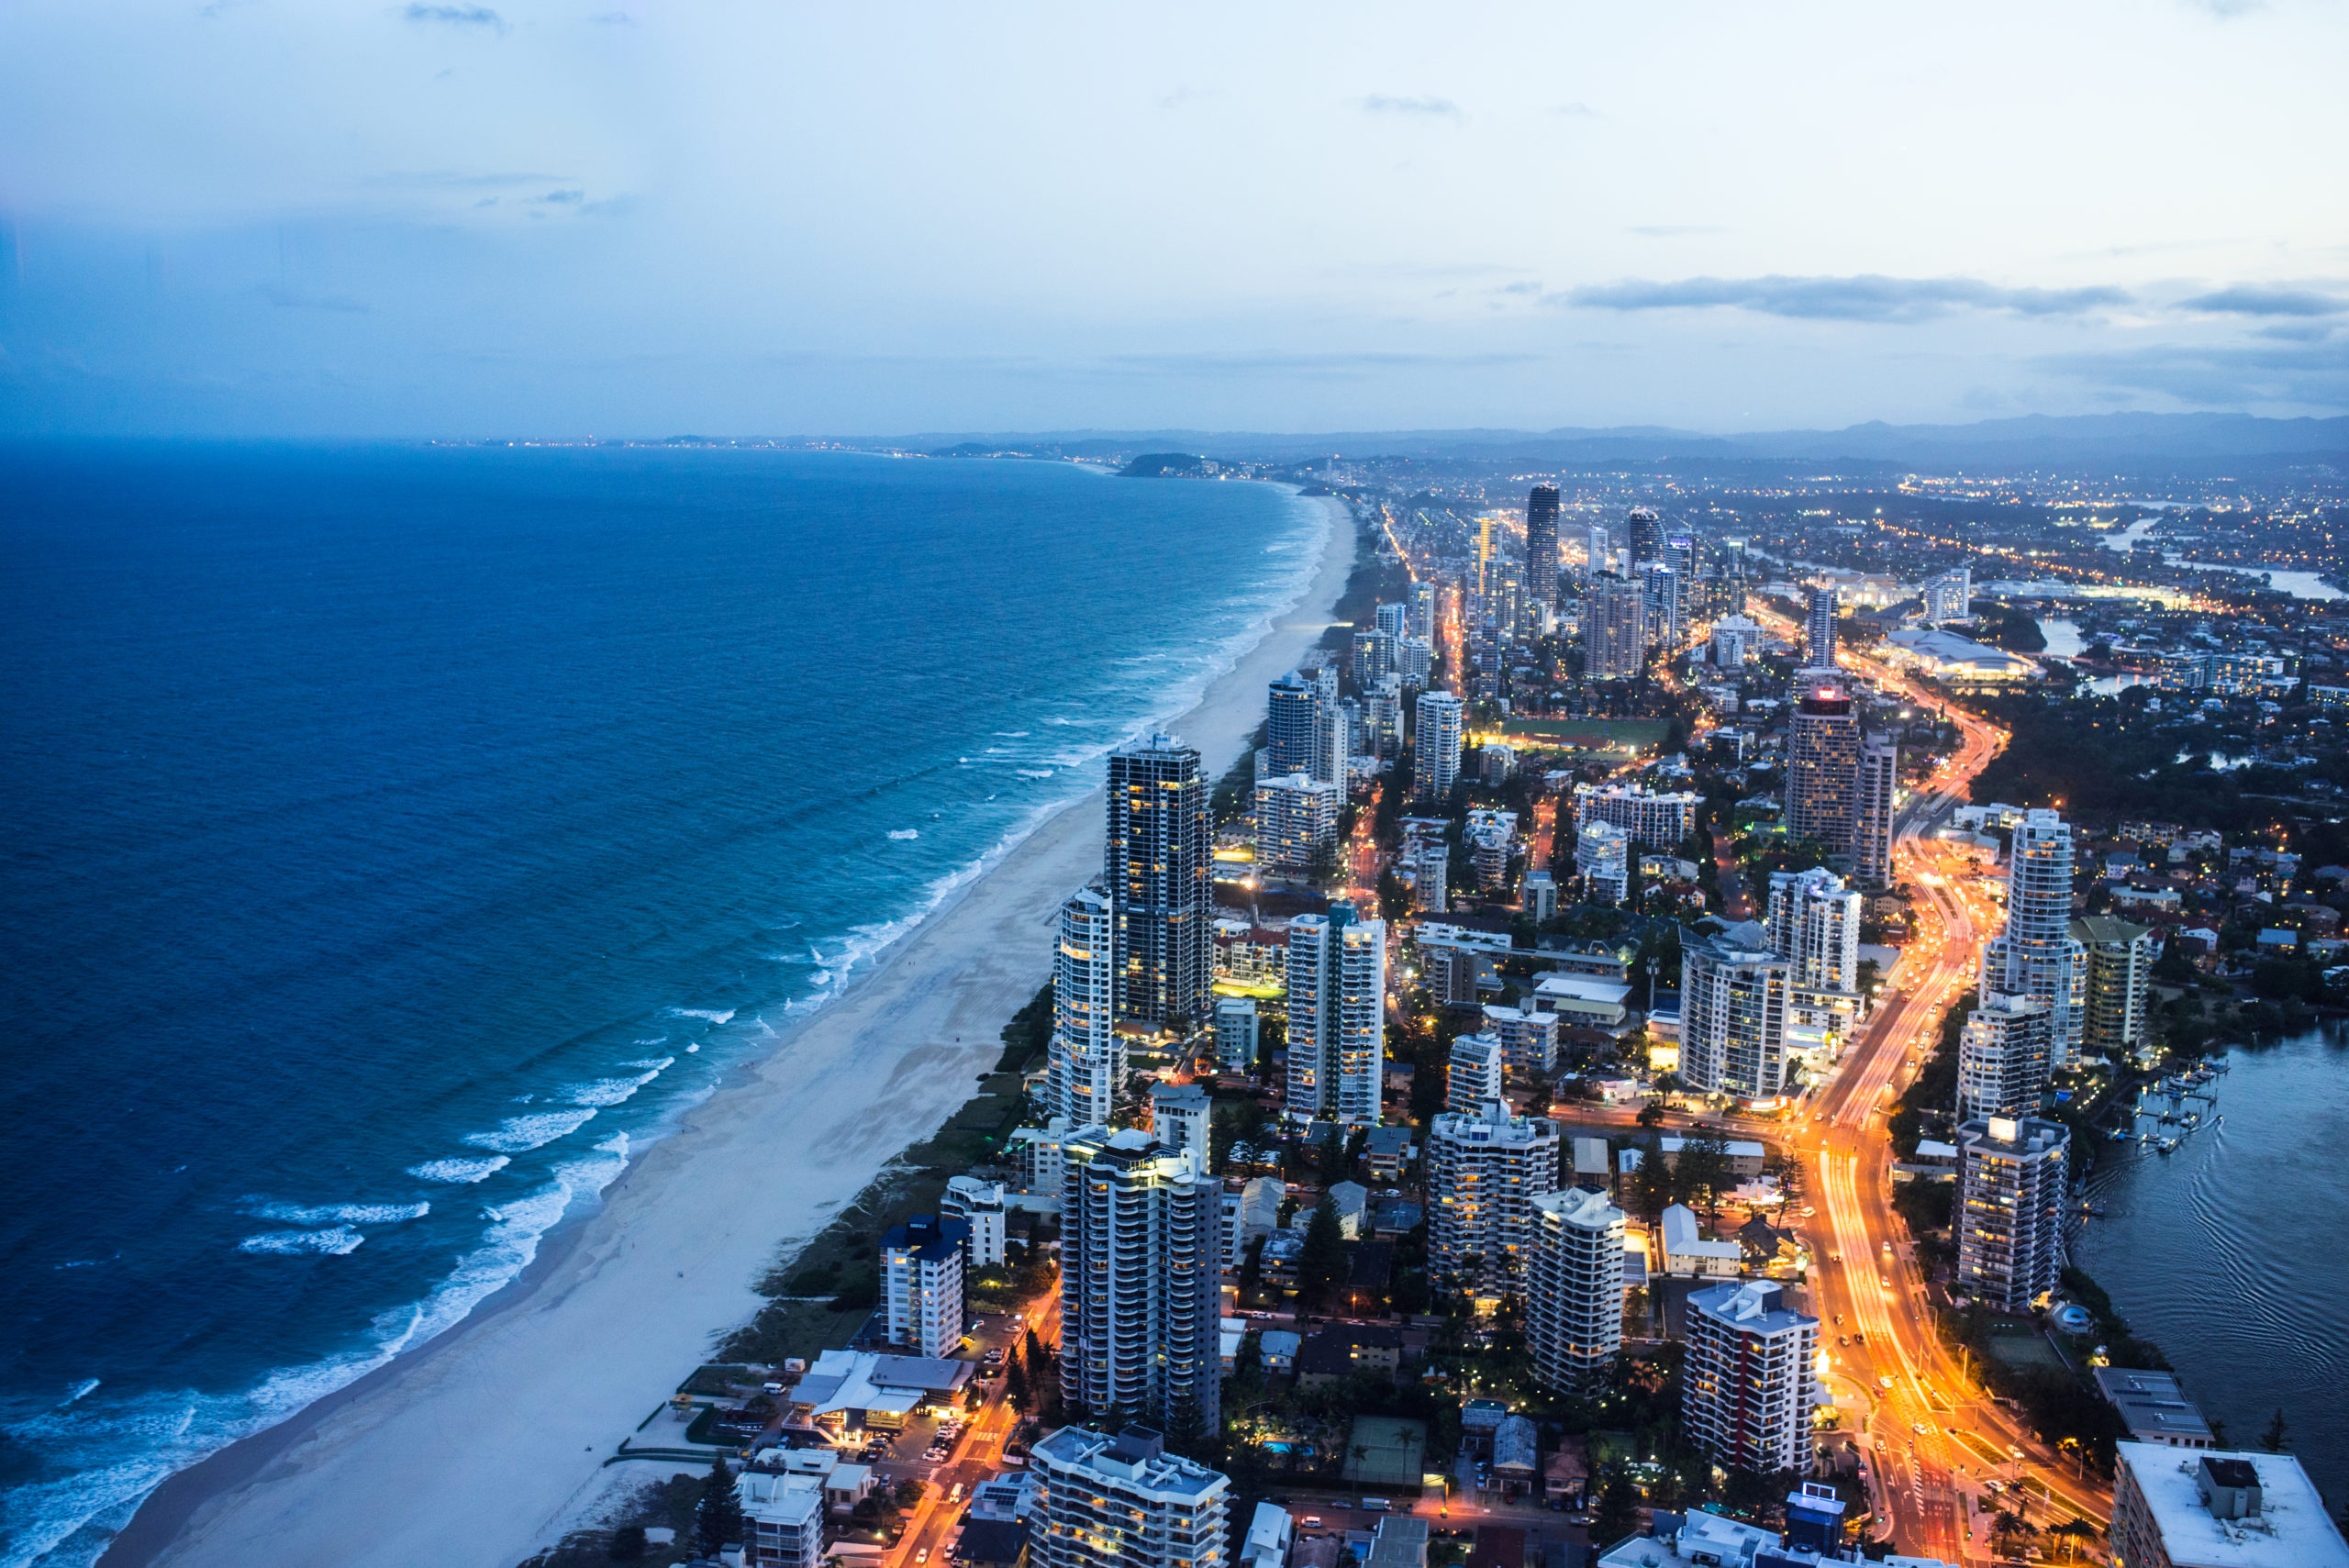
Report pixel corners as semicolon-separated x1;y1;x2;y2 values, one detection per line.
893;412;2349;474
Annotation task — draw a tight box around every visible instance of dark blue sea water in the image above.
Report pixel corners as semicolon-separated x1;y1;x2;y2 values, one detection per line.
0;444;1327;1566
2076;1028;2349;1503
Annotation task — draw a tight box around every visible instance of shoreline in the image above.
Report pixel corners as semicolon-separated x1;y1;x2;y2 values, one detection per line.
98;487;1358;1568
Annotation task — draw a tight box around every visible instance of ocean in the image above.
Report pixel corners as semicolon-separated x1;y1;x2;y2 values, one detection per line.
0;443;1328;1566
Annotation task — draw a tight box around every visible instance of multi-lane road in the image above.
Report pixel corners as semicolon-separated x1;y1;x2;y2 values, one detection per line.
1745;612;2110;1560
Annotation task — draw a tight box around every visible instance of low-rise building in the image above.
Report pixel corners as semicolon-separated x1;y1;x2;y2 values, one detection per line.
739;1472;827;1568
1656;1203;1742;1277
2094;1367;2215;1450
943;1176;1009;1267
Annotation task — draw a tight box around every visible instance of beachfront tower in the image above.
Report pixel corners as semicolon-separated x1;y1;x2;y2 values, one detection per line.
1264;673;1319;780
1525;485;1561;611
1047;881;1121;1127
1106;735;1211;1033
1058;1129;1221;1436
1285;901;1386;1127
881;1214;969;1359
1411;691;1464;802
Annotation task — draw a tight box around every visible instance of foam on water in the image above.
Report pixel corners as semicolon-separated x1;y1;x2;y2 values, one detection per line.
407;1155;510;1184
236;1227;366;1256
461;1108;597;1153
246;1200;430;1226
561;1061;672;1108
887;828;919;840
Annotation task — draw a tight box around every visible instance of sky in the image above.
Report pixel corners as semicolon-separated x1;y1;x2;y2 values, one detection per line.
2;0;2345;438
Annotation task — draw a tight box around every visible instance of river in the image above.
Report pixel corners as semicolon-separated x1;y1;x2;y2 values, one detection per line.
2073;1027;2349;1499
2033;616;2147;696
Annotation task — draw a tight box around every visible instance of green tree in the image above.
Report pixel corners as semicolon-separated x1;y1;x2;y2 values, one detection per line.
1636;1099;1668;1129
1630;1137;1675;1224
1675;1132;1733;1219
1297;1197;1348;1311
607;1524;647;1562
696;1456;745;1559
1591;1477;1642;1545
2260;1407;2291;1452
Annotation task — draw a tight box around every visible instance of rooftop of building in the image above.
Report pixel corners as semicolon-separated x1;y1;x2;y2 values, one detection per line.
2095;1367;2214;1443
2120;1442;2349;1567
1030;1426;1229;1500
1687;1278;1813;1331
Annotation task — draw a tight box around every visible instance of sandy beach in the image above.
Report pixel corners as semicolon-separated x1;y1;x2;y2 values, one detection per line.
99;489;1357;1568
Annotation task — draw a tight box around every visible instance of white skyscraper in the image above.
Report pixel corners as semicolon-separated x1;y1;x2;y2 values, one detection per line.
1530;1187;1626;1392
1679;922;1791;1103
1955;992;2054;1122
1252;772;1342;875
1446;1031;1504;1113
882;1215;968;1359
1573;782;1700;848
1148;1081;1213;1169
1955;1115;2069;1311
1709;614;1762;667
1412;690;1464;801
1575;821;1630;906
1583;573;1646;681
1426;1101;1561;1289
1683;1281;1820;1473
1409;580;1438;641
1803;584;1838;669
1213;995;1259;1073
1854;732;1898;888
1982;808;2086;1062
1482;1003;1560;1081
1640;562;1684;649
1284;902;1386;1127
1585;522;1613;579
1765;867;1862;995
1059;1129;1221;1433
1765;867;1865;1062
1921;566;1971;626
1047;881;1122;1128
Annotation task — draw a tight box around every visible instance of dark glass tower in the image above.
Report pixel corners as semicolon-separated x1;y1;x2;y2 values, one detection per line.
1106;735;1211;1031
1524;485;1561;611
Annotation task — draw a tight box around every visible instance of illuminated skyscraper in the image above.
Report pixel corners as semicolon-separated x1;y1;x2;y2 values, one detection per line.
1679;923;1791;1103
1787;684;1860;857
1955;991;2054;1121
1412;690;1464;800
1854;731;1898;887
1583;573;1646;681
1525;485;1560;611
1047;881;1121;1125
1058;1129;1221;1433
1955;1116;2069;1310
1285;902;1386;1126
1627;505;1663;567
1265;673;1318;779
1106;735;1210;1031
1803;585;1838;669
1981;809;2086;1062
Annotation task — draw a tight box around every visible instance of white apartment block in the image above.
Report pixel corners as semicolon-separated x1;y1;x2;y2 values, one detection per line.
882;1215;967;1360
942;1175;1008;1267
1048;881;1122;1128
1426;1101;1561;1290
1955;1115;2069;1311
1253;772;1343;875
1679;922;1791;1104
1575;821;1630;906
1059;1130;1221;1434
1212;995;1259;1073
739;1472;827;1568
1481;1004;1561;1081
1573;783;1699;849
1285;905;1386;1127
1983;809;2087;1062
1148;1082;1213;1169
1765;867;1865;1062
1682;1280;1820;1474
1446;1031;1503;1113
1412;691;1464;800
1030;1426;1231;1568
2111;1444;2349;1568
1529;1187;1626;1392
1954;992;2054;1122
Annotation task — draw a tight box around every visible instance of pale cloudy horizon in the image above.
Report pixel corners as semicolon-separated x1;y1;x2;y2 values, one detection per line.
3;0;2343;437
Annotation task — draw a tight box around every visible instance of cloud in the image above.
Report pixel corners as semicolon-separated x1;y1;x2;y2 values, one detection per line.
2178;284;2344;317
365;171;573;189
1626;225;1726;239
1553;102;1598;118
536;189;584;204
1157;86;1219;110
1497;280;1542;296
2038;337;2349;410
1560;272;2132;322
403;4;505;28
1359;95;1462;122
585;9;635;22
2183;0;2264;16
